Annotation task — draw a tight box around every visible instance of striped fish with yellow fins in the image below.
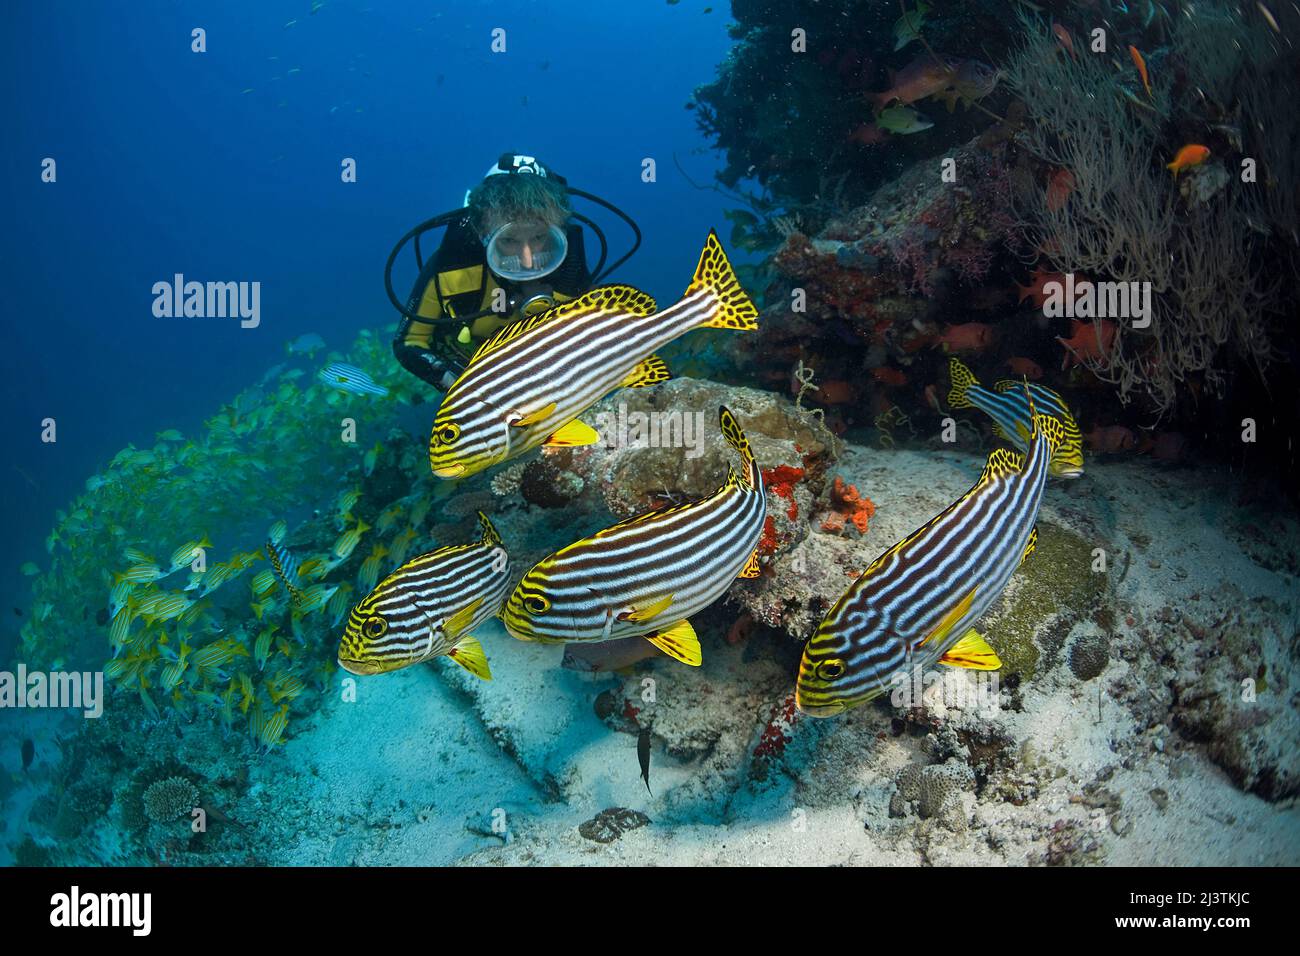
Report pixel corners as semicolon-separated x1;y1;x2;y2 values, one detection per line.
337;512;509;680
428;230;758;479
796;395;1065;716
502;407;766;667
947;358;1084;479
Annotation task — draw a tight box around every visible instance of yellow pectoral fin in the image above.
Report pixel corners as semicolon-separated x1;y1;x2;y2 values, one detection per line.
938;629;1002;670
1020;526;1038;567
738;550;762;579
511;402;557;428
645;620;701;667
621;355;671;389
622;593;675;623
544;419;601;447
447;635;492;680
443;597;485;640
917;588;977;649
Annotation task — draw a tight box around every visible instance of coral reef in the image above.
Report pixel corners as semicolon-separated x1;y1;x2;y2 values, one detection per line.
142;776;200;824
1004;6;1296;414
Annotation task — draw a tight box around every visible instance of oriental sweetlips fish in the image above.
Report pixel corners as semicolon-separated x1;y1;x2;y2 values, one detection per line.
337;512;509;680
947;358;1084;478
318;362;390;397
428;231;758;479
502;407;766;667
796;400;1065;717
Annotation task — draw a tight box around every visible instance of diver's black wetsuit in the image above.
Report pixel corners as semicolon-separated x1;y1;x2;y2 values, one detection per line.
393;216;591;390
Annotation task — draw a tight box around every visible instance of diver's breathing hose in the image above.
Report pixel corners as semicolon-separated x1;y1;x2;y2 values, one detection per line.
383;210;464;322
567;187;642;283
382;189;642;325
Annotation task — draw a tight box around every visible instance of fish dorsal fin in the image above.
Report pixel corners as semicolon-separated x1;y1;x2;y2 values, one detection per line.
621;593;674;623
621;354;671;389
738;549;762;579
447;635;492;680
645;619;702;667
543;419;601;448
980;448;1024;483
477;511;503;550
467;286;655;367
443;597;485;641
993;379;1018;393
947;358;979;409
917;587;977;649
719;406;761;491
1020;526;1038;566
606;498;696;534
938;629;1002;670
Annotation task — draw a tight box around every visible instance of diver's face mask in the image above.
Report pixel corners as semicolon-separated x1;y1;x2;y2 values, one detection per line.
484;221;567;283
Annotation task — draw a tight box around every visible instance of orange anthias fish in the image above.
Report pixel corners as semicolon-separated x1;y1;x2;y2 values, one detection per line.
938;322;995;353
1004;356;1043;380
1054;24;1076;60
848;122;890;147
1057;319;1117;369
1085;425;1138;455
1016;267;1068;309
1167;144;1210;178
1128;46;1152;98
1046;168;1075;212
871;366;909;387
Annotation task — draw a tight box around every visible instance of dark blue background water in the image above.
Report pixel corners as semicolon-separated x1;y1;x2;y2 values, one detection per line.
0;0;742;649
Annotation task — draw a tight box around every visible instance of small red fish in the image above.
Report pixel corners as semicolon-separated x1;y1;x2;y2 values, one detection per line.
1057;319;1117;369
1046;168;1075;212
818;379;858;405
871;366;909;387
870;55;959;111
938;322;994;353
1054;24;1076;60
1167;144;1210;178
848;122;889;147
1016;268;1068;309
1128;46;1152;98
1004;356;1043;380
1086;425;1137;454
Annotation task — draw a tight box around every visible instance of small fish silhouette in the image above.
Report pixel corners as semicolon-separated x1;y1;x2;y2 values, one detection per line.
637;728;652;796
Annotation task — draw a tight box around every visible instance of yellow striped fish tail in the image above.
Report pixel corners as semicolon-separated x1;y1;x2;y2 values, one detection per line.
477;511;502;550
980;447;1025;483
947;358;978;409
685;230;759;331
719;406;761;491
1036;413;1066;458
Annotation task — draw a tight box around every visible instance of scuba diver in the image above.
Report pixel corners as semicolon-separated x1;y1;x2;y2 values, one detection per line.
385;153;641;391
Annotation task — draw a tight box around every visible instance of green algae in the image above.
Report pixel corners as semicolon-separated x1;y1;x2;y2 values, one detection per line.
982;522;1109;682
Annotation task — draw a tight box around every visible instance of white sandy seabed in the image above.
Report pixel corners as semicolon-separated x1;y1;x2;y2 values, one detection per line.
234;441;1300;867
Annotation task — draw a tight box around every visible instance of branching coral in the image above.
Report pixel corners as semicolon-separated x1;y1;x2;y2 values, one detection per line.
1003;9;1293;415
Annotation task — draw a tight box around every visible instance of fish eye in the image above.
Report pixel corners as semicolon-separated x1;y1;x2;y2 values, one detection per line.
363;617;387;639
436;423;461;446
817;658;847;680
524;595;550;615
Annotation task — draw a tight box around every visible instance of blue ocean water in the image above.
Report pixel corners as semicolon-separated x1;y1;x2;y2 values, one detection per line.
0;0;741;652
